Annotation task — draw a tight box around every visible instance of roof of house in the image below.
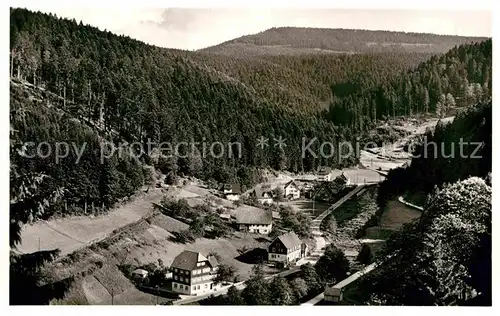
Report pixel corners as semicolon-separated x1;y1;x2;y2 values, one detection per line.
271;231;302;249
221;183;242;194
318;166;332;175
132;269;149;276
171;250;209;270
235;207;273;225
229;184;242;194
208;255;219;268
284;180;299;189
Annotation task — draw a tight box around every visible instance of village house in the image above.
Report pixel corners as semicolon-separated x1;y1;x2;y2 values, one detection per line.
317;166;333;181
338;172;350;186
267;231;308;266
235;207;273;234
283;180;300;200
221;184;242;201
170;250;219;296
131;268;148;281
253;185;274;204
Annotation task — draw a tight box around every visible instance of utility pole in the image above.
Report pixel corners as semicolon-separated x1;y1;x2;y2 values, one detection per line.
111;288;114;305
38;237;40;251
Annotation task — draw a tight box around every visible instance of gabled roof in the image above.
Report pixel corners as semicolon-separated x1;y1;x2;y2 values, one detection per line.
271;231;302;249
339;172;348;180
235;207;273;225
132;269;149;276
221;183;241;194
284;180;299;189
229;184;242;194
171;250;208;270
208;255;219;268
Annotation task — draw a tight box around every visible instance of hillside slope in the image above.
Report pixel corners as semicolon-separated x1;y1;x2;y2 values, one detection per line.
201;27;488;56
9;8;491;221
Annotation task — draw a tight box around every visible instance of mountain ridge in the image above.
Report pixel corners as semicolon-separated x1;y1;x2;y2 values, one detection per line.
200;26;489;56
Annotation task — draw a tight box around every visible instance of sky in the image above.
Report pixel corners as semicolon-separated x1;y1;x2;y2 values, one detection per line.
24;7;491;50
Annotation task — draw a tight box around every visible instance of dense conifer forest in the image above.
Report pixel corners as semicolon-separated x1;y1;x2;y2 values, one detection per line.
202;26;487;55
9;8;491;220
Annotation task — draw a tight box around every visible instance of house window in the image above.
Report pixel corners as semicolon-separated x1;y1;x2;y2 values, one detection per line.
174;276;178;280
174;284;177;288
205;284;208;288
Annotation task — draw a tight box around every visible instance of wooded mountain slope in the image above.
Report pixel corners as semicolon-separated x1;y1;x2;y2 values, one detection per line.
201;27;488;56
9;8;492;218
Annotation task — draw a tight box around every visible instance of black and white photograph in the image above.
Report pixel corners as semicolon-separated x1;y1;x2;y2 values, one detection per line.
7;0;494;308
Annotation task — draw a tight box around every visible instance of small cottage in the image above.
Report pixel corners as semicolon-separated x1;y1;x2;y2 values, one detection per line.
284;180;300;200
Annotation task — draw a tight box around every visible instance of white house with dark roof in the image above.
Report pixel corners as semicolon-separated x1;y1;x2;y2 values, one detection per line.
284;180;300;200
235;207;273;234
253;185;274;204
170;250;219;295
221;184;242;201
317;166;333;181
268;231;308;265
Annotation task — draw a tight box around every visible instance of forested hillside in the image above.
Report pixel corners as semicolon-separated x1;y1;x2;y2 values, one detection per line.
193;52;431;114
358;101;492;305
326;40;491;131
202;27;487;56
9;8;492;221
377;101;492;208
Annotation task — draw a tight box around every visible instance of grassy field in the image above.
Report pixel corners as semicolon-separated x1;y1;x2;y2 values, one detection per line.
362;199;422;241
379;200;421;231
285;199;331;218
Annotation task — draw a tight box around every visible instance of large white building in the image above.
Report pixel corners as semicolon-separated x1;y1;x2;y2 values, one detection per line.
268;232;308;266
170;251;219;296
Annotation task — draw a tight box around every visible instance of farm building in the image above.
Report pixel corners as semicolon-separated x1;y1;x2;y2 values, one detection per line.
221;183;242;201
235;207;273;234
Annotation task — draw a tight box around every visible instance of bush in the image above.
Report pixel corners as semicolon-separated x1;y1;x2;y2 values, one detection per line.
175;229;195;243
357;244;372;264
